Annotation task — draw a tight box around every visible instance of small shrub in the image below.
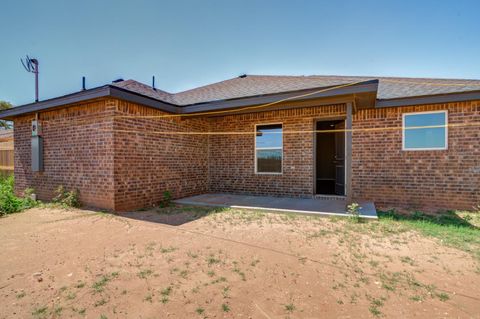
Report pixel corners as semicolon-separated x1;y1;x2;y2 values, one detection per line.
0;176;38;216
284;303;295;312
53;185;80;208
347;202;362;223
221;303;230;312
160;190;172;207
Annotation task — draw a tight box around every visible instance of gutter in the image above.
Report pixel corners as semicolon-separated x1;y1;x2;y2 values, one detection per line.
0;80;379;120
180;80;379;113
0;85;180;119
376;90;480;108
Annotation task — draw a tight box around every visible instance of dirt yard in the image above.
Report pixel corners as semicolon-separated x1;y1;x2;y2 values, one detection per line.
0;206;479;318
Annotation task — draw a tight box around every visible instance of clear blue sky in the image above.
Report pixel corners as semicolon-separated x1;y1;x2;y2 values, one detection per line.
1;0;479;106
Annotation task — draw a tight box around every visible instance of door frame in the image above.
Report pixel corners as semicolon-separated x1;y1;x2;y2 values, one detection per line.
312;117;347;197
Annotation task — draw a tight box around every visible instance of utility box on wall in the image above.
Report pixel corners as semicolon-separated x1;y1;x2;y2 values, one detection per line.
31;120;42;136
31;119;44;172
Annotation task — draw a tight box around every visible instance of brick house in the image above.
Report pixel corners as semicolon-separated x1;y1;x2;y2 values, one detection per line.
0;75;479;211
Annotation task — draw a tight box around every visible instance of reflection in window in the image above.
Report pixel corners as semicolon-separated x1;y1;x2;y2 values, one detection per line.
403;111;447;150
255;124;282;173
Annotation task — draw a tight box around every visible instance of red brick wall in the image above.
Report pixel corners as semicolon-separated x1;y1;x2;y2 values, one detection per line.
208;105;346;197
352;101;480;211
14;99;116;209
12;97;480;212
112;101;209;211
208;101;480;211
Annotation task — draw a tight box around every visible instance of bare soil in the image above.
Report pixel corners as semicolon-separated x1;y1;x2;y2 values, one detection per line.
0;206;479;318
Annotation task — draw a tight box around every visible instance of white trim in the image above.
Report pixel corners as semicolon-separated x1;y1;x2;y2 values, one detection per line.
254;123;283;174
402;110;448;151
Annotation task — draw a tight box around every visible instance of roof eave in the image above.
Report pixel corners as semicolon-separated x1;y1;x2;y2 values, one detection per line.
0;86;111;120
0;86;180;120
376;90;480;108
180;80;379;114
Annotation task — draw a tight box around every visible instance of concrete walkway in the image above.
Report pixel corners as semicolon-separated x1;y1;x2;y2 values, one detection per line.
174;193;377;219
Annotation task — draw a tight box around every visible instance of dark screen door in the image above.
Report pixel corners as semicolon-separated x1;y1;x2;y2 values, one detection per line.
334;121;345;195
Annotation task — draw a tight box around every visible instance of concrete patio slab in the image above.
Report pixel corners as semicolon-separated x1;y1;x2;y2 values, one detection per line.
174;193;377;219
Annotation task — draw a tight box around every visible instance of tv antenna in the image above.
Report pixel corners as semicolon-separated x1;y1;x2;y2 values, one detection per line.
21;55;39;102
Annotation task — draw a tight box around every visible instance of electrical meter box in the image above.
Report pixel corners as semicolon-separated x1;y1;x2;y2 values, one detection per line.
31;136;44;172
31;120;42;136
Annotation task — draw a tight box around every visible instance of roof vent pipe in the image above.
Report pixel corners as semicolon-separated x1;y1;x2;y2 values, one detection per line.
82;76;86;90
152;76;156;90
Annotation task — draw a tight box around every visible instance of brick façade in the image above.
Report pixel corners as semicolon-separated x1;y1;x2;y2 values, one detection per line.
12;98;480;211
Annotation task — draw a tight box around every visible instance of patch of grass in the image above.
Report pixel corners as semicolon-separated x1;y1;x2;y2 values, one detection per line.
16;291;26;299
400;256;416;266
160;286;172;303
92;275;113;293
160;246;177;253
222;286;230;298
378;210;480;259
32;306;48;318
211;276;227;284
250;259;260;267
222;303;230;312
369;305;382;317
72;307;86;315
307;229;331;238
207;255;221;266
436;292;450;301
207;270;215;277
53;306;63;316
66;291;77;300
75;281;86;289
371;298;384;307
187;251;198;258
284;303;295;312
233;266;246;281
137;269;154;279
195;307;205;315
94;298;108;307
409;295;424;302
144;293;153;303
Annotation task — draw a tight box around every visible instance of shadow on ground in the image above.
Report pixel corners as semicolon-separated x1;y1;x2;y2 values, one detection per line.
378;209;478;229
121;205;228;226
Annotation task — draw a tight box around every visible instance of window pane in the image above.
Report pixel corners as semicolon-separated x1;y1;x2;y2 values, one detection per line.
404;127;446;149
257;149;282;173
256;124;282;148
404;112;446;149
405;112;445;127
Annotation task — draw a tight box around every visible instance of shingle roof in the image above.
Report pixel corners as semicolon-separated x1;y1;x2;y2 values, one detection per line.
111;75;480;106
112;79;177;105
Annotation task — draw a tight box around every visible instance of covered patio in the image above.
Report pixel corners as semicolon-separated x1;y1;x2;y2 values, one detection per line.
174;193;377;219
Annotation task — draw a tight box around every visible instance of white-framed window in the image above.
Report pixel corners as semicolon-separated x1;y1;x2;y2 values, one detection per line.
255;123;283;174
402;110;448;151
